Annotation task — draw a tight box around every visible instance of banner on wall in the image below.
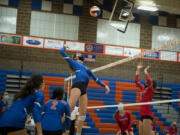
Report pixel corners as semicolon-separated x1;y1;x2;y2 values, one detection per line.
105;46;123;56
84;54;96;62
124;48;141;57
23;36;44;48
85;43;104;54
66;41;85;52
0;33;179;63
44;39;64;49
160;51;177;62
143;49;159;59
0;34;21;45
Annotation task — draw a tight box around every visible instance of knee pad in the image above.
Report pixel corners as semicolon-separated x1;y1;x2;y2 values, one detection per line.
78;115;86;121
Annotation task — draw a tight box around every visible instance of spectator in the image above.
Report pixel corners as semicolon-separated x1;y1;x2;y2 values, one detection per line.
166;122;178;135
152;122;159;135
0;91;9;116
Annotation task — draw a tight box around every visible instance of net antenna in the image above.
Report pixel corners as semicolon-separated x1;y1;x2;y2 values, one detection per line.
64;74;73;101
109;0;135;33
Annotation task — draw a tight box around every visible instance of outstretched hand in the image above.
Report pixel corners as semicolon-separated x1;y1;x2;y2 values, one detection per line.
136;63;143;75
63;44;69;49
137;63;143;69
105;85;110;94
144;65;150;73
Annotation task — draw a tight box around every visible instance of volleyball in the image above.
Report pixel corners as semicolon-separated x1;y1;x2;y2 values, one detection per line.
90;6;101;17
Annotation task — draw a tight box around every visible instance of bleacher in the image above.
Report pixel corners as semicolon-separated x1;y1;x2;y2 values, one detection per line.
0;69;180;135
172;85;180;111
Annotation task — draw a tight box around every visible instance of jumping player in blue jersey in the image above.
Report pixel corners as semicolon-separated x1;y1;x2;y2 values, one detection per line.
42;87;71;135
0;74;45;135
60;45;110;135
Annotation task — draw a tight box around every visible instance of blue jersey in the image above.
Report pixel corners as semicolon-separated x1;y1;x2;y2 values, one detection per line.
60;46;105;87
0;89;44;128
42;99;71;131
0;100;8;117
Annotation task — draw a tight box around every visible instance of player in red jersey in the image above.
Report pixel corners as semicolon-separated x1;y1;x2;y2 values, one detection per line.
114;103;133;135
135;63;157;135
166;122;178;135
152;123;159;135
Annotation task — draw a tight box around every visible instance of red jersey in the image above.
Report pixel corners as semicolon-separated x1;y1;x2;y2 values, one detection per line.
168;125;178;135
114;111;132;133
135;74;154;117
152;123;156;131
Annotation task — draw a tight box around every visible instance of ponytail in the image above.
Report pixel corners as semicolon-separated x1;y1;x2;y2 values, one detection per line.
14;74;43;100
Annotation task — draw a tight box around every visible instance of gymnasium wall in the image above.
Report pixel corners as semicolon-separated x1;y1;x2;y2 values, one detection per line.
0;0;180;84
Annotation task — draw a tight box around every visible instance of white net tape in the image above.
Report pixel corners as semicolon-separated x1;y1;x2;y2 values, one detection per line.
87;99;180;109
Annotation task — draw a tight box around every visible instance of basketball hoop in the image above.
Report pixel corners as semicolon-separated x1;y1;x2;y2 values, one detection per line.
119;10;134;22
126;12;135;21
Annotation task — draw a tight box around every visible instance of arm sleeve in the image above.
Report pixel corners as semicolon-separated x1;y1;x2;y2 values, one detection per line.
127;112;132;130
176;127;178;133
145;74;152;87
0;101;2;112
135;75;144;90
87;68;106;87
114;113;122;131
65;103;71;130
168;126;172;133
32;91;44;123
41;104;46;115
60;46;76;70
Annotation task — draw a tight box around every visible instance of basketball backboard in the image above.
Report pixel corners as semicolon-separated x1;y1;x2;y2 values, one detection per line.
109;0;134;33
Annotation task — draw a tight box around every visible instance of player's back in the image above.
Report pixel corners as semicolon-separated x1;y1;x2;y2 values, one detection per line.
0;94;35;127
140;87;154;102
42;99;68;131
74;62;90;84
140;87;154;117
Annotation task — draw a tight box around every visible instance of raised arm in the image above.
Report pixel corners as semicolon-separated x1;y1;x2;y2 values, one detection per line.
144;66;152;87
175;126;178;133
135;63;144;90
127;112;132;131
113;112;122;132
32;91;44;135
87;68;110;94
60;46;76;70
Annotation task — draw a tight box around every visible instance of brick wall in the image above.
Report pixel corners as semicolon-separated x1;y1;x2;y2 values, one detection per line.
167;14;177;28
16;0;32;35
0;1;180;84
140;12;152;49
78;1;97;43
52;0;63;14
